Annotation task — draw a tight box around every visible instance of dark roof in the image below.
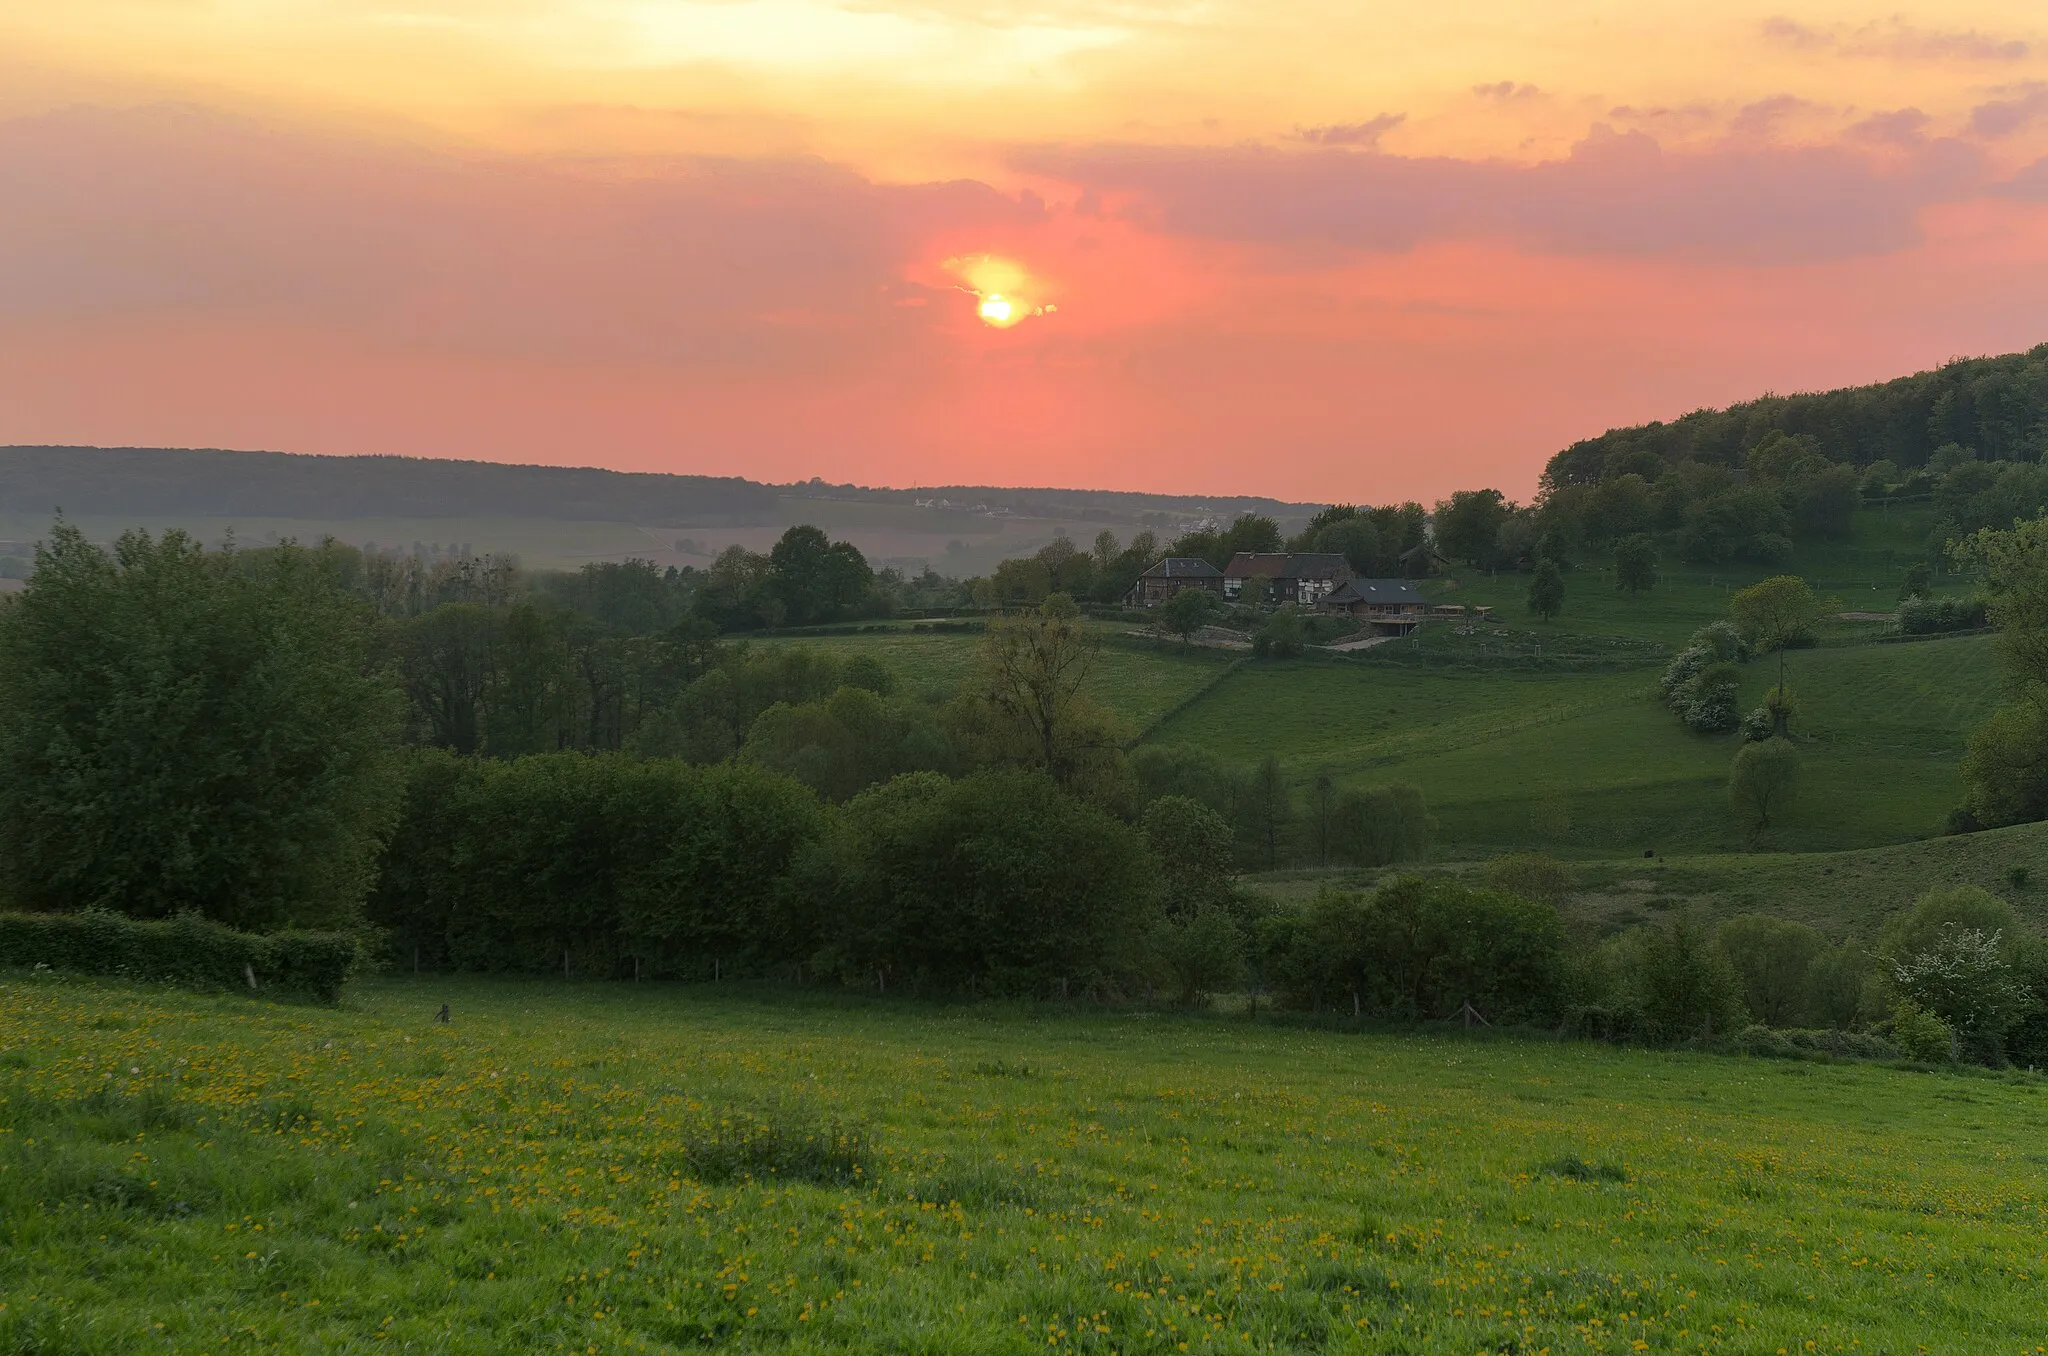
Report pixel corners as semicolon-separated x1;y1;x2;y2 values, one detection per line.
1325;578;1427;606
1140;556;1224;579
1223;552;1351;580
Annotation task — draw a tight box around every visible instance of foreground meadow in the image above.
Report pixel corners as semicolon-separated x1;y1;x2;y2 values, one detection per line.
4;977;2046;1354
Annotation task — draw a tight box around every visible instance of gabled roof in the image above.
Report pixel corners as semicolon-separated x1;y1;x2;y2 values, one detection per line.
1140;556;1224;579
1325;578;1427;606
1223;552;1351;581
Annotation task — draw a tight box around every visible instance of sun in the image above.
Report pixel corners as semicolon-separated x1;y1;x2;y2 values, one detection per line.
945;254;1056;328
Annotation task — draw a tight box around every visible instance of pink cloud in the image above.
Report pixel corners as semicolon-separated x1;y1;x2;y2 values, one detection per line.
1012;126;1986;263
2;103;2047;504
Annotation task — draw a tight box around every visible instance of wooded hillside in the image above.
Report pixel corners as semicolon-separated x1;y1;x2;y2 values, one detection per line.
0;446;780;525
1544;343;2048;487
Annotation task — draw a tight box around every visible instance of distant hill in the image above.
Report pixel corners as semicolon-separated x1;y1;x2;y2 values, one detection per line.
0;446;1316;531
1544;342;2048;487
0;446;781;525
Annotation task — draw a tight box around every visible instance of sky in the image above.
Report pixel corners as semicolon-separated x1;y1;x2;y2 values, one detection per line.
4;2;2048;502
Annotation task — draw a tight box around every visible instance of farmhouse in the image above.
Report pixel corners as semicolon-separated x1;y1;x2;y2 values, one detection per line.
1126;556;1226;606
1320;578;1494;634
1221;552;1351;606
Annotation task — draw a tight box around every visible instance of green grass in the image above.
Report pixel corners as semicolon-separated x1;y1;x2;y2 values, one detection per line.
1433;503;1964;646
7;975;2048;1353
1147;634;2001;856
754;631;1238;734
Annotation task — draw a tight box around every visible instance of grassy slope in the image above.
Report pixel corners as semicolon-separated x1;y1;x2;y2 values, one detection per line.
8;976;2048;1354
1433;503;1958;646
1144;633;1998;856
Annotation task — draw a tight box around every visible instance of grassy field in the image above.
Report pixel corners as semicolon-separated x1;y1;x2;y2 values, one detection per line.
755;630;1239;735
1431;503;1961;646
1144;634;2000;856
7;976;2048;1354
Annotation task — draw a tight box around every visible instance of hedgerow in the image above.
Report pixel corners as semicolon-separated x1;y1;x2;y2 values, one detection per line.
0;910;361;1002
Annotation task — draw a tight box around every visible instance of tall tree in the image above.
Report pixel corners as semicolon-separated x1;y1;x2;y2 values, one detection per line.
1157;586;1219;648
1433;489;1510;566
0;524;403;929
1614;533;1659;596
1527;558;1565;621
967;594;1124;788
1729;737;1801;840
1729;574;1820;687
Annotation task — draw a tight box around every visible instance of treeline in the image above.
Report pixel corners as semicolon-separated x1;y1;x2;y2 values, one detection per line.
1543;343;2048;485
0;528;1427;951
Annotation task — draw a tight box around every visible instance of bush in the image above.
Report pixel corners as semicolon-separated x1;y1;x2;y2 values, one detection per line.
1678;662;1741;733
1660;624;1747;732
369;751;829;978
1633;914;1749;1042
1891;1002;1955;1063
0;910;361;1002
823;769;1158;996
1897;595;1988;635
1733;1024;1799;1058
1274;877;1564;1024
1150;905;1246;1006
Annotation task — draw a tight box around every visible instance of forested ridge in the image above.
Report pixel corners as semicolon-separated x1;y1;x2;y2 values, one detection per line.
0;446;1312;529
0;446;781;524
1545;343;2048;486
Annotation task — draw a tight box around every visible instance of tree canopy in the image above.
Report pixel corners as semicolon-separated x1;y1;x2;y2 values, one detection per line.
0;524;403;929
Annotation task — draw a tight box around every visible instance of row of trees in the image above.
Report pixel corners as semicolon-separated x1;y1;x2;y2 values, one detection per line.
0;530;1432;943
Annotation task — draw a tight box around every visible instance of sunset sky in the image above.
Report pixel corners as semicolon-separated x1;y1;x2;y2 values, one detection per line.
5;2;2048;501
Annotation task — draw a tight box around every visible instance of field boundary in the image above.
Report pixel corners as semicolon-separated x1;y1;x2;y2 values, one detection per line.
1132;655;1248;740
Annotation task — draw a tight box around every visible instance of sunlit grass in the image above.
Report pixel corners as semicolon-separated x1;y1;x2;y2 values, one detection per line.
6;975;2047;1352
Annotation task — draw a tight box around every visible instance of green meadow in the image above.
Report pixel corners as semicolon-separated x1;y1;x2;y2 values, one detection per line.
7;975;2048;1355
1139;631;1996;858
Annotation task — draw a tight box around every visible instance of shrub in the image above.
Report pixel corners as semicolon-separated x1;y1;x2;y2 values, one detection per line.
1891;1002;1955;1063
1661;624;1746;733
0;910;361;1002
1718;914;1826;1027
824;769;1158;996
369;751;828;978
1678;662;1741;733
1632;914;1749;1042
1733;1024;1798;1058
1897;596;1988;635
1149;906;1247;1006
1275;877;1564;1024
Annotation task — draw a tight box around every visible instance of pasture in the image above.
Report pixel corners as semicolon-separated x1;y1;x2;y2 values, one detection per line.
5;976;2047;1354
1431;502;1958;646
1142;633;1999;856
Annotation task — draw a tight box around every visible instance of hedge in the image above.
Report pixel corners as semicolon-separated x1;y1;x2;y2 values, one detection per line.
0;910;362;1003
